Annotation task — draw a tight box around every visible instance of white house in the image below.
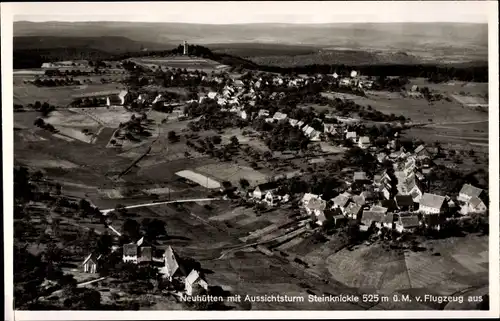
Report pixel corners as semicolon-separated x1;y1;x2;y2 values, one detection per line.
460;196;488;215
345;203;363;220
419;193;446;214
457;184;484;203
289;118;299;127
305;197;327;218
263;191;281;207
252;182;278;200
331;193;352;214
207;92;218;99
160;246;180;281
358;136;371;149
258;109;270;117
82;253;102;274
273;112;288;122
185;270;209;296
346;132;357;142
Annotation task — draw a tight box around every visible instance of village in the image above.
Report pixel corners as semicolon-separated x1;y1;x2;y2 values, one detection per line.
13;40;490;310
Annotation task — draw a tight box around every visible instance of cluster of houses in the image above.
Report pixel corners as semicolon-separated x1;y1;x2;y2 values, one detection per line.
297;143;488;235
81;237;209;297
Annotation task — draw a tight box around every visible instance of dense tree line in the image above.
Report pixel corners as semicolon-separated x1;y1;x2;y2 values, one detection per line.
16;44;487;83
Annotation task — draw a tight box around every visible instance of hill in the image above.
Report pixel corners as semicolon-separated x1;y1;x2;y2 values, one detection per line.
14;21;487;55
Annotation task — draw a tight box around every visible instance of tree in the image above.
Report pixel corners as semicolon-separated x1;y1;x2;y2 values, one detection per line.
230;136;239;146
168;130;179;143
239;178;250;190
95;233;113;255
123;219;141;240
34;118;45;127
142;218;167;241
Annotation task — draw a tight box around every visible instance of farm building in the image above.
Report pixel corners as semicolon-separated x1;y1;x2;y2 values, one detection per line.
346;131;357;142
122;237;154;264
273;112;288;122
305;196;327;218
419;193;446;214
353;171;369;184
82;253;102;274
457;184;484;203
414;145;431;159
185;270;209;296
395;215;419;233
252;182;279;200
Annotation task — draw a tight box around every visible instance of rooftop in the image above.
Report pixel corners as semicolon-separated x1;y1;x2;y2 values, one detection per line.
420;193;446;210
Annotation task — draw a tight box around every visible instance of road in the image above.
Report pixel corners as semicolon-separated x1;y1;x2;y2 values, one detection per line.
410;120;488;127
100;197;223;215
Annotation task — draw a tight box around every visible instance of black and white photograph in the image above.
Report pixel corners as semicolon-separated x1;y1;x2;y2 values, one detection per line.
2;1;499;318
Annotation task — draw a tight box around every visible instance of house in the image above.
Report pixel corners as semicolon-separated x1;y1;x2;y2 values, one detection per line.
263;191;281;207
160;246;181;281
414;144;431;159
419;193;446;214
395;195;414;212
252;182;279;200
323;124;337;134
377;152;388;163
457;184;484;203
258;109;270;117
296;120;305;129
353;172;369;184
345;203;363;220
360;210;384;231
234;80;244;88
122;237;153;264
358;136;371;149
423;213;442;231
460;196;488;215
379;199;398;213
370;205;388;215
380;186;392;200
289;118;299;127
331;193;352;213
379;213;395;230
305;197;327;217
82;253;102;274
395;215;420;233
240;110;248;120
361;190;376;203
340;78;351;87
302;193;321;207
185;270;209;296
273;112;288;122
207;92;218;99
346;132;357;142
352;194;366;207
411;85;419;92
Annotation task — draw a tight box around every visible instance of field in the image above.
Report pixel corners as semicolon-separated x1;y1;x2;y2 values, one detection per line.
131;56;229;72
13;82;126;106
195;163;269;187
175;170;221;189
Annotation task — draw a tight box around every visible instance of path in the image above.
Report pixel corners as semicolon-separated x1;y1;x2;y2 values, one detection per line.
411;120;488;127
100;198;223;215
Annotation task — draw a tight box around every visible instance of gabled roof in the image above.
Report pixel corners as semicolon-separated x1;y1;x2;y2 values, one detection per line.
186;269;202;286
381;213;395;224
469;196;485;209
459;184;483;199
414;144;426;154
123;243;138;256
345;203;362;217
306;197;327;211
361;211;384;225
352;194;366;206
346;132;357;139
380;200;397;212
370;205;388;214
256;181;279;192
420;193;446;210
399;215;419;228
358;136;370;144
353;172;368;181
332;194;351;208
395;195;414;207
163;246;180;279
82;253;102;265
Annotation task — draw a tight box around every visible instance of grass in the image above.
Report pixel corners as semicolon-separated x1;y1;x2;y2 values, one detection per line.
13;82;126;106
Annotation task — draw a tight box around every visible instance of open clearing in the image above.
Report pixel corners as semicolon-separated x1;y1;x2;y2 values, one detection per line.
195;163;268;186
175;170;221;189
13;83;126;106
131;56;227;72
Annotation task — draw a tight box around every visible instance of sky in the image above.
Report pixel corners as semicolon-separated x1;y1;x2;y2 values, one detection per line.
9;1;490;24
